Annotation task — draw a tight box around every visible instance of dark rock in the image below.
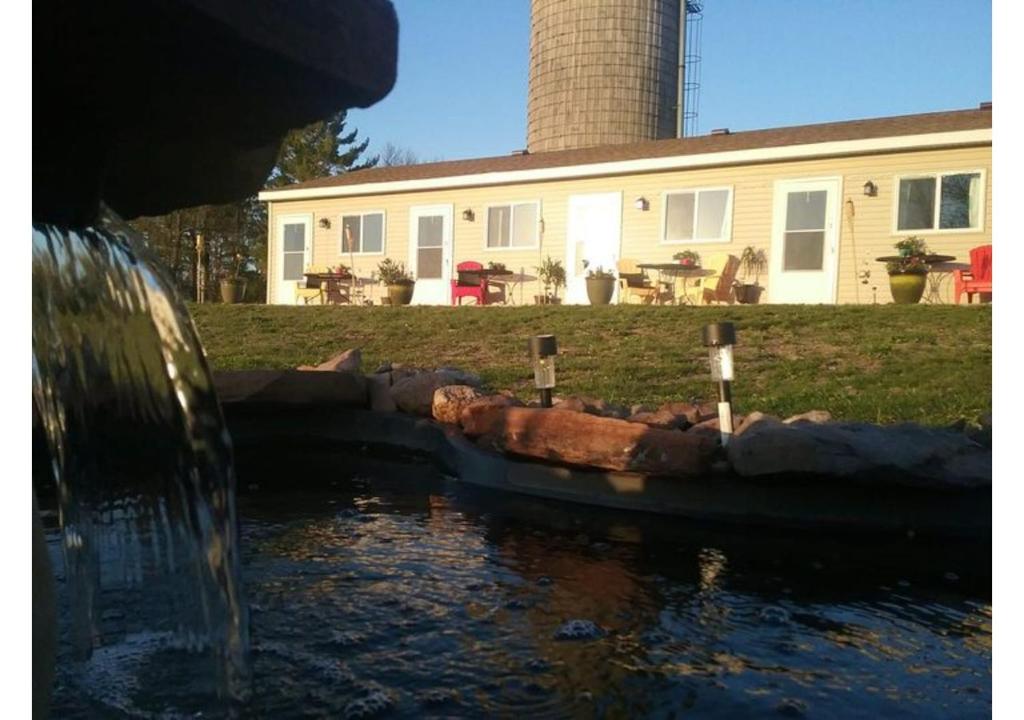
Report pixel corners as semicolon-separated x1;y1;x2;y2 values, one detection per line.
366;373;397;412
213;370;367;407
627;408;689;430
657;401;717;425
554;396;630;419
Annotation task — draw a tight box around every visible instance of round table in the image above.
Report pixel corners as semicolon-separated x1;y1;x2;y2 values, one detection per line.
637;263;714;305
874;255;957;304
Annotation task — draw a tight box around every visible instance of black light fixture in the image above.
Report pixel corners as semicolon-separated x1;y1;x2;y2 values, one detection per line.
634;196;649;211
862;180;877;197
318;217;332;229
702;322;736;447
462;208;475;221
529;334;558;408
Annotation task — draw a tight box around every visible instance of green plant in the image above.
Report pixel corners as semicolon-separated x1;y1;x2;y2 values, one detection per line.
377;258;413;285
536;256;566;298
487;261;507;272
738;246;767;284
585;266;615;279
894;236;929;258
672;250;701;266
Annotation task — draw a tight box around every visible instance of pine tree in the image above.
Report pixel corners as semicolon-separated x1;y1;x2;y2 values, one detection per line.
268;110;377;187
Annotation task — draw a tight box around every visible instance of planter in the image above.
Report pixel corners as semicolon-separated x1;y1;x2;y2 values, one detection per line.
387;282;415;306
734;284;762;305
888;273;927;304
219;279;245;304
586;276;616;305
534;295;563;305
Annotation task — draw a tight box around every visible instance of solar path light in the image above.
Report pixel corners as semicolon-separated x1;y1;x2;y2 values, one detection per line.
702;322;736;447
529;334;558;408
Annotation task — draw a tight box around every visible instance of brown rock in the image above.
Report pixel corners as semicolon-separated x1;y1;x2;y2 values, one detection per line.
689;414;746;439
458;394;520;427
366;373;397;412
313;348;362;373
391;369;483;416
213;370;367;407
460;406;716;475
627;408;688;431
553;395;629;419
783;410;832;425
432;385;486;425
657;401;717;425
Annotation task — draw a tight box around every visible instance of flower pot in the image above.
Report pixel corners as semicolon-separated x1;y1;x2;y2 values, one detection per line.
219;279;245;304
888;273;927;304
388;282;415;306
534;295;562;305
585;276;616;305
734;283;762;305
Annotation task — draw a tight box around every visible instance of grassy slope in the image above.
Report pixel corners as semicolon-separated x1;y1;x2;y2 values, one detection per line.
190;304;991;426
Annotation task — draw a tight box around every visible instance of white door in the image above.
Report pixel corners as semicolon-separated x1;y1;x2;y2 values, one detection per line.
565;192;623;304
275;213;312;304
408;205;454;305
768;178;841;303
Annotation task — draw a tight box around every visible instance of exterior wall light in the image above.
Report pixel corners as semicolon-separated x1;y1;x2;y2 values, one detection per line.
529;334;558;408
318;217;332;229
462;209;475;221
862;181;877;197
702;322;737;447
634;196;649;211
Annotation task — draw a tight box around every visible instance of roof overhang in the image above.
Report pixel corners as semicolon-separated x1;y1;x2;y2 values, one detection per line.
258;128;992;203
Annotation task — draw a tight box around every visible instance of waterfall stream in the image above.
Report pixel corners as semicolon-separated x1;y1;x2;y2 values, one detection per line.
32;207;250;714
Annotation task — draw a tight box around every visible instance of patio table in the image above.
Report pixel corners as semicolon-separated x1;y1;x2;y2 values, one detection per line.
303;272;354;305
637;263;714;305
874;255;956;304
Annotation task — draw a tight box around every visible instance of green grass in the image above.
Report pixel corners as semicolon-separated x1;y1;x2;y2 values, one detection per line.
190;304;991;426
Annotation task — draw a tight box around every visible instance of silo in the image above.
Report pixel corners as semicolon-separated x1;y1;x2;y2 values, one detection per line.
527;0;682;153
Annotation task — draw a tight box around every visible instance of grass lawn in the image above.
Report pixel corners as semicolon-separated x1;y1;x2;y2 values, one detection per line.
190;304;991;427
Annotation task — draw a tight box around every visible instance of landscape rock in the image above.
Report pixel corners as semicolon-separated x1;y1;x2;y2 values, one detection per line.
783;410;833;425
689;414;746;439
213;370;367;407
391;369;483;416
727;417;991;489
554;396;630;419
432;385;486;425
461;405;716;475
656;401;717;425
627;408;689;431
366;373;397;412
297;348;362;373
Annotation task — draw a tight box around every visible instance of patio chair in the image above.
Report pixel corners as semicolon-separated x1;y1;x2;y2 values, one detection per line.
322;276;351;305
953;244;992;304
451;261;487;305
616;258;664;305
676;253;740;305
295;266;327;305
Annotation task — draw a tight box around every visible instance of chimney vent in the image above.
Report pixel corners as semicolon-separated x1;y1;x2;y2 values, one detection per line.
979;101;992;110
710;128;730;135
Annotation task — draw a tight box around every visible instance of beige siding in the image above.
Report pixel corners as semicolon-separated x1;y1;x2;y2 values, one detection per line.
266;144;992;305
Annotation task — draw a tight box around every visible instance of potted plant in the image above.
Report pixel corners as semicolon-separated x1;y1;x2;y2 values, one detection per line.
584;265;616;305
377;258;415;305
487;261;507;273
219;253;247;304
535;256;566;305
886;236;930;304
733;246;767;304
672;250;701;267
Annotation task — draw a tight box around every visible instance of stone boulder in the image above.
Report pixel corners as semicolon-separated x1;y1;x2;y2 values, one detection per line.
656;401;717;426
554;396;630;419
391;369;483;417
689;414;747;439
366;373;397;412
727;415;991;489
461;405;716;475
213;370;367;407
432;385;486;425
297;348;362;373
627;408;689;431
783;410;832;425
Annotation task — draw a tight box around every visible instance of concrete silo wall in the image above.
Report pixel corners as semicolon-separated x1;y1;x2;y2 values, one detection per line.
527;0;681;153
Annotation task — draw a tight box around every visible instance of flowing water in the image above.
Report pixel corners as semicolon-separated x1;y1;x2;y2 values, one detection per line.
32;209;250;714
44;451;991;718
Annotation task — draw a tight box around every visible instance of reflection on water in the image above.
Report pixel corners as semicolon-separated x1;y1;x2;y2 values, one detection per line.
48;457;991;718
33;208;249;714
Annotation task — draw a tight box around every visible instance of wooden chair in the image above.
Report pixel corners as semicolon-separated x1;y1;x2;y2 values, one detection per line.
616;258;665;305
451;261;487;305
322;276;351;305
953;244;992;304
676;253;740;305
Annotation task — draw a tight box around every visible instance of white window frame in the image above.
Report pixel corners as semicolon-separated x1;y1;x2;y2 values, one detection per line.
338;210;387;256
891;169;986;236
483;200;542;251
659;186;735;245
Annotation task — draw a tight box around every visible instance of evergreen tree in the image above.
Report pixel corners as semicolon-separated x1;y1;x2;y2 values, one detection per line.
268;110;376;186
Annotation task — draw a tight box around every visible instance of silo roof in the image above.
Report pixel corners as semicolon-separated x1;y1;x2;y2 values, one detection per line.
260;107;991;200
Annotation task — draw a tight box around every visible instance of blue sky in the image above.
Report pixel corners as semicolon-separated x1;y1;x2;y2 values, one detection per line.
348;0;992;162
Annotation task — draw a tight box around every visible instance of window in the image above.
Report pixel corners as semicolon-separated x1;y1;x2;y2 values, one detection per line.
896;172;983;232
340;211;385;254
662;187;733;243
486;202;540;249
281;222;307;281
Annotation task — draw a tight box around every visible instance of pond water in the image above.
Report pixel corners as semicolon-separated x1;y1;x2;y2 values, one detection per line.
46;453;991;719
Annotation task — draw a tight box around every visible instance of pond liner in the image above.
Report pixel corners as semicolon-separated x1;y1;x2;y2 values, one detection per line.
222;403;991;541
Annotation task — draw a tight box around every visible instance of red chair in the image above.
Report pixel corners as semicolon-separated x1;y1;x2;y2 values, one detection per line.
451;261;487;305
953;245;993;304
